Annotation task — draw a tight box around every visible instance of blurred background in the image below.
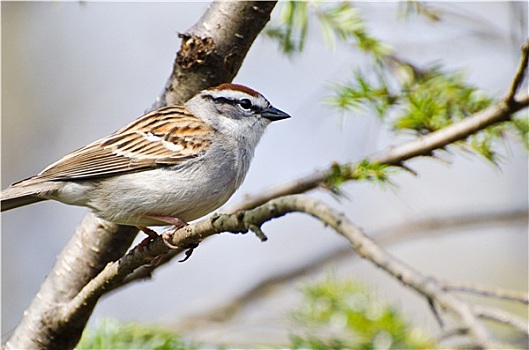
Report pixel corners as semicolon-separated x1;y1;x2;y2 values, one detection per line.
1;2;527;346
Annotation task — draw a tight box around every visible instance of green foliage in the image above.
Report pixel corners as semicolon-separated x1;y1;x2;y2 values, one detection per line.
328;63;493;137
268;1;525;167
266;2;390;59
464;111;529;164
325;160;396;194
328;72;397;118
315;3;391;60
510;112;529;149
76;319;193;350
398;1;443;22
468;130;502;164
265;1;309;55
290;278;435;349
395;67;493;134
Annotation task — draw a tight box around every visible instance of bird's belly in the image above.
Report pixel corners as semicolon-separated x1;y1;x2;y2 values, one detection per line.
85;165;239;227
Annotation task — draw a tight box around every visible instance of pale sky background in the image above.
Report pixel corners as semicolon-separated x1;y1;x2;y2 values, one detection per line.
1;2;528;346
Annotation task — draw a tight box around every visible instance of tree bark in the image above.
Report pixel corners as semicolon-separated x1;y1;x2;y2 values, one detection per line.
6;214;138;349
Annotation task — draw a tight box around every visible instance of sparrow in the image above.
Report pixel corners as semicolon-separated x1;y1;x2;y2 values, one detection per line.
1;83;290;228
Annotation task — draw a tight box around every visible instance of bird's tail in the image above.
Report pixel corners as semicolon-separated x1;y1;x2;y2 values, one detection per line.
1;182;52;211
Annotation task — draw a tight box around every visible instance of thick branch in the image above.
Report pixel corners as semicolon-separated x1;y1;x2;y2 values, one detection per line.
5;213;138;350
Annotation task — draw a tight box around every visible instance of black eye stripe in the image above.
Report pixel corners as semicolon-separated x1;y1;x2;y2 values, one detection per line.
211;96;262;112
211;96;231;104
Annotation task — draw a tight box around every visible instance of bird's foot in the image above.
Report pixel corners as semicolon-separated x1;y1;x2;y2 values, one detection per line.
135;216;190;265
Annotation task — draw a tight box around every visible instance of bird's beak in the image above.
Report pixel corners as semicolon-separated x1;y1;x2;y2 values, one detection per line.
262;106;291;121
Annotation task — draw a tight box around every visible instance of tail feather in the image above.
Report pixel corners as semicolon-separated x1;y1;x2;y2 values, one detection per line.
1;181;54;211
1;194;47;211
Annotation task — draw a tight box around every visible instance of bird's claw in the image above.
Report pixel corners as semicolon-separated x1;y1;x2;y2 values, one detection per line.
179;243;199;263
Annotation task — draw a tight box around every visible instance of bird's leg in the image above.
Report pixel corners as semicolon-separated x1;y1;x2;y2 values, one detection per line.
132;226;165;267
144;215;199;262
135;226;161;261
143;215;188;230
143;215;189;249
136;215;188;250
138;226;159;247
137;215;196;263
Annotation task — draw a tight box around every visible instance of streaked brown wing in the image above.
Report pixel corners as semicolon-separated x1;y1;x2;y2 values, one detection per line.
34;106;213;181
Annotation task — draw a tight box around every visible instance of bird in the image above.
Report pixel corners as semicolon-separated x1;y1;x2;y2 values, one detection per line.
1;83;290;229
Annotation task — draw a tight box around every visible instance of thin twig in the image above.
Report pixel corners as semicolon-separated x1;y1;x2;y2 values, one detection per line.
505;40;529;104
473;305;529;335
444;281;529;305
438;327;468;341
428;297;445;328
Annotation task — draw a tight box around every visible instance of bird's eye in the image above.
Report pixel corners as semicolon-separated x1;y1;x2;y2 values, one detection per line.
238;99;253;110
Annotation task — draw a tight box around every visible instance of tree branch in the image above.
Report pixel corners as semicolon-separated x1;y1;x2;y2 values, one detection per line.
505;40;529;104
5;214;138;349
444;280;529;305
169;209;528;326
68;195;512;348
473;305;529;336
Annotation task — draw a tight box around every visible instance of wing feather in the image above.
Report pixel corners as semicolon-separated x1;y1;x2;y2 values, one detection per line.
30;106;213;182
